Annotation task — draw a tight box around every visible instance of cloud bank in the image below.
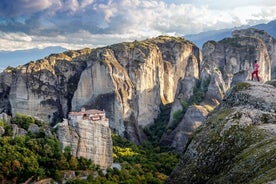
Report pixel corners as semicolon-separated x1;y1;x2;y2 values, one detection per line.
0;0;276;51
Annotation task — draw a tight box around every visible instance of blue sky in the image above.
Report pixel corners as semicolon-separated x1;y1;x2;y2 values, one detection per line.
0;0;276;51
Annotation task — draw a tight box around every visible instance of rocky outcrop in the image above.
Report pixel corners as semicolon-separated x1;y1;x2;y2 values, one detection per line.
5;49;90;122
201;35;271;103
56;108;113;168
0;68;13;114
0;36;201;144
160;105;209;152
233;28;276;79
162;28;274;152
166;81;276;184
0;31;275;150
11;124;27;137
71;36;201;143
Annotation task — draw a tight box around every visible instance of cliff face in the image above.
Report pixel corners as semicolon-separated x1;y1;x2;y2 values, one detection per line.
3;49;90;122
56;109;113;168
0;36;201;144
232;28;276;79
162;28;274;152
166;81;276;184
0;30;275;150
201;34;271;103
70;36;201;143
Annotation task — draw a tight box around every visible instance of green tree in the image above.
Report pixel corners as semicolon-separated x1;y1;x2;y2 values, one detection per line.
64;146;72;160
0;144;40;183
69;157;78;170
57;155;69;170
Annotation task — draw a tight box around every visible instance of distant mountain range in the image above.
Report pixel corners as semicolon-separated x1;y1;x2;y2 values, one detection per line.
0;46;67;71
184;20;276;48
0;20;275;71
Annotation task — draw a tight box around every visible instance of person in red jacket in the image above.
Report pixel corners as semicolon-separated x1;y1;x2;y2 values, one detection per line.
251;60;260;81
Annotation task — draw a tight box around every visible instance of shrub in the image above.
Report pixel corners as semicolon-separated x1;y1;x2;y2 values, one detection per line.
11;113;35;130
233;82;251;92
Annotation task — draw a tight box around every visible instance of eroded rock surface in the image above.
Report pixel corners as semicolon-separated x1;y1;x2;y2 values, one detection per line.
56;109;113;168
166;81;276;184
162;28;275;152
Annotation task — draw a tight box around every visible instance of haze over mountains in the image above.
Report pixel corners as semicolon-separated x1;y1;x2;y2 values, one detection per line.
185;20;276;48
0;46;66;71
0;20;275;71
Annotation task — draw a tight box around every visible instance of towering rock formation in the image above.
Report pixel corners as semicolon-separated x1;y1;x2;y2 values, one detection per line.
201;34;271;104
0;36;201;144
162;28;274;152
166;81;276;184
70;36;201;143
4;49;90;122
232;28;276;79
0;30;275;152
56;108;113;168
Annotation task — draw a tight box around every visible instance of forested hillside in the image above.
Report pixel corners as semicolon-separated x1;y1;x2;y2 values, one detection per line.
0;113;179;183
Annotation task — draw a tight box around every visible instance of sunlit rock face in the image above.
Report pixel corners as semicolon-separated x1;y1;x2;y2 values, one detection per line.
0;36;201;144
161;29;274;153
201;35;271;105
71;36;201;143
0;30;274;152
232;28;276;79
6;50;90;122
56;108;113;169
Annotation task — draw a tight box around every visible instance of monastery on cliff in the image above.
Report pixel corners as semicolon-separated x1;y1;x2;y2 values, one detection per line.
68;107;109;127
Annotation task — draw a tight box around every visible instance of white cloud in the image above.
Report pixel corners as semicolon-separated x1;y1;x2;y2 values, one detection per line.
0;32;32;42
0;0;275;51
80;0;95;8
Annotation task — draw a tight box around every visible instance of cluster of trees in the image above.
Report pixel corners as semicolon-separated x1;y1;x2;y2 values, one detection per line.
67;135;179;184
0;113;179;183
0;114;96;183
0;134;97;183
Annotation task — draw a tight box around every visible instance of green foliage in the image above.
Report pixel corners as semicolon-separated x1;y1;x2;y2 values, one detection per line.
0;138;40;183
69;157;78;170
71;133;179;183
1;121;13;136
64;145;72;160
11;113;35;130
0;131;95;183
181;99;188;110
168;78;211;133
173;109;183;123
189;78;210;105
77;157;94;170
143;104;172;145
169;109;184;131
111;134;179;183
233;82;251;92
1;113;179;183
0;120;5;127
145;78;211;144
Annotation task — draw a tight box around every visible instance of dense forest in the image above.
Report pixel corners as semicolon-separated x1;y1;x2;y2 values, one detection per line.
0;113;179;183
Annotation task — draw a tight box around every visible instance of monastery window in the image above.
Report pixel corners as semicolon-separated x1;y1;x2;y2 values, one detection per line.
83;114;88;120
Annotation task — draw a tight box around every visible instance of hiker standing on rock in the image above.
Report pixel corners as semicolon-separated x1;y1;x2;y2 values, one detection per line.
251;60;260;81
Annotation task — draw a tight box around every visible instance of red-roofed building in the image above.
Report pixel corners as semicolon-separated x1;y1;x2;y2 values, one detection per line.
68;107;109;127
